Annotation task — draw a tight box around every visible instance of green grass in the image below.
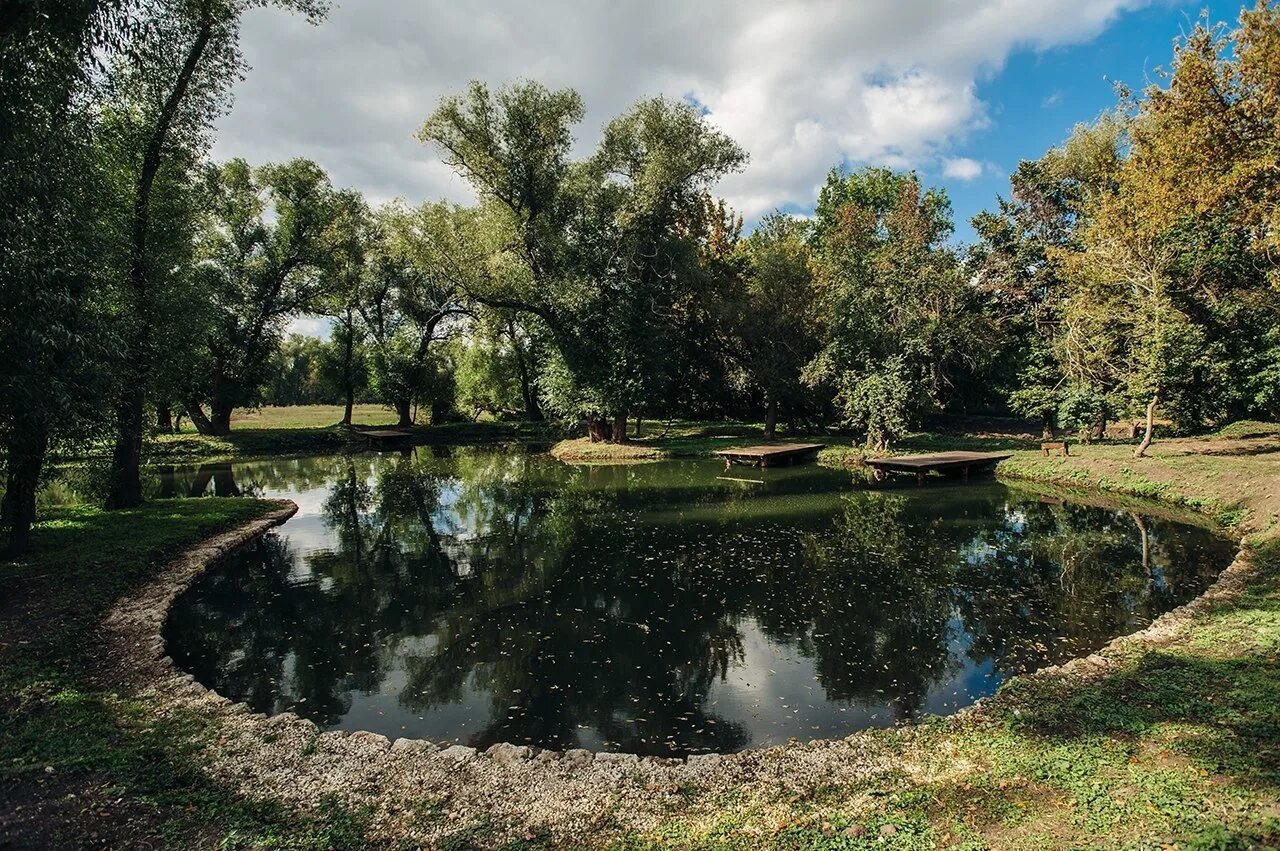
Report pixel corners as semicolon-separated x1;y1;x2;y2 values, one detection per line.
1214;420;1280;440
141;410;552;464
0;499;379;849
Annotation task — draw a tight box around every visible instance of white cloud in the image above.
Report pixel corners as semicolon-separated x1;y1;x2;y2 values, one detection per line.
942;157;985;181
286;314;333;338
215;0;1150;220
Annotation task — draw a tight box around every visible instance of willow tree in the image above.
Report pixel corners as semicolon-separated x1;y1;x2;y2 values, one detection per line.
418;81;746;442
185;158;355;434
103;0;327;508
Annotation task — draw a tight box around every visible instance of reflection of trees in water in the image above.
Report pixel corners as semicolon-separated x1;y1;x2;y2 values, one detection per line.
953;497;1226;674
166;451;1231;754
164;533;357;724
783;493;958;722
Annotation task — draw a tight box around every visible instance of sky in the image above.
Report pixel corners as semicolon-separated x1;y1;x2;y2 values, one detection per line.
214;0;1247;337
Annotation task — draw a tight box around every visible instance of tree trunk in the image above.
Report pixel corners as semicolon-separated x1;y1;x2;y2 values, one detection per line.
156;406;173;433
209;399;233;436
186;400;216;436
341;309;355;426
1042;413;1053;440
1134;394;1158;458
105;19;214;511
1094;412;1107;442
105;385;145;508
611;412;629;444
2;425;48;557
764;397;779;441
394;397;413;428
585;413;609;443
635;416;643;437
511;331;542;420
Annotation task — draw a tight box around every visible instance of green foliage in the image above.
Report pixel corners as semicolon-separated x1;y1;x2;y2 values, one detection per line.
806;167;993;448
186;157;356;431
1056;385;1116;440
418;82;747;434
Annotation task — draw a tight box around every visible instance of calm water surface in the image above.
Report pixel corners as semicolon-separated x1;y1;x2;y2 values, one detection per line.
161;446;1234;756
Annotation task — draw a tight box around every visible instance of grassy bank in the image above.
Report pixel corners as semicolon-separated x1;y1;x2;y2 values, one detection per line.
0;499;377;849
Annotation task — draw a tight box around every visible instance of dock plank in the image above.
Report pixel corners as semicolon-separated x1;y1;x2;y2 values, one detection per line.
713;443;826;468
865;451;1011;485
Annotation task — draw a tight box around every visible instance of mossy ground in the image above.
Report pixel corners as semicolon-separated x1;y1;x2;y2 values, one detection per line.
3;421;1278;849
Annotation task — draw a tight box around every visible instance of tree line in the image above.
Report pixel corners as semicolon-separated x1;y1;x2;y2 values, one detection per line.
3;0;1279;554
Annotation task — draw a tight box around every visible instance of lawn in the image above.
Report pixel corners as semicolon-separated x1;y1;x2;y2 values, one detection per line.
177;403;401;431
139;405;552;464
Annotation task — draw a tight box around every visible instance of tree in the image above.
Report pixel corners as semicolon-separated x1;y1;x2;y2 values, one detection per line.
418;82;746;442
968;112;1129;436
103;0;327;508
311;191;371;424
185;158;351;434
1046;3;1280;453
0;1;140;553
728;213;819;439
354;202;471;427
806;167;989;451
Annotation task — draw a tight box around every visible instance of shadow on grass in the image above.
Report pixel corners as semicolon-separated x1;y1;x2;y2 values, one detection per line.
0;500;380;849
1003;544;1280;793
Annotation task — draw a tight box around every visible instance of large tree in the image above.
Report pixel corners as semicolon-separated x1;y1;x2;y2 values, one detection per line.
185;158;352;434
418;82;746;442
806;167;991;451
968;113;1128;437
1049;2;1280;454
0;1;142;553
103;0;326;507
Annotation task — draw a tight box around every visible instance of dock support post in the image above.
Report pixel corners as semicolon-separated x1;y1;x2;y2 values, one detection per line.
916;471;925;487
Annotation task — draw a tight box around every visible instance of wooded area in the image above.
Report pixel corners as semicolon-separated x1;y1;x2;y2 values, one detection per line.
2;0;1279;555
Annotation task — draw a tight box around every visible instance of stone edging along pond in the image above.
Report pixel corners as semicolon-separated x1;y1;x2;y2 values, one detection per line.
98;494;1258;842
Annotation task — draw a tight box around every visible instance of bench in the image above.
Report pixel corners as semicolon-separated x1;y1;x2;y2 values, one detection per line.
1041;440;1070;457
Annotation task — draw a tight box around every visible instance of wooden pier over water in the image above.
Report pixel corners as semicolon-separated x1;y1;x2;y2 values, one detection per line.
865;451;1012;485
356;428;414;448
714;443;826;468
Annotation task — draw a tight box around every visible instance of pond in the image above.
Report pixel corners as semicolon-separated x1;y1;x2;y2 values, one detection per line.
161;446;1234;757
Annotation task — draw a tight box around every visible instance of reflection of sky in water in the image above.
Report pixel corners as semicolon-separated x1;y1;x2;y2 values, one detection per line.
162;448;1235;756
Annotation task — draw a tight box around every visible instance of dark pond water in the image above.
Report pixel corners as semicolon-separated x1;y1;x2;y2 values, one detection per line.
161;446;1234;756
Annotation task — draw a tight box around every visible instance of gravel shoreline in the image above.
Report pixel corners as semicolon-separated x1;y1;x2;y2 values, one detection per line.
98;498;1256;847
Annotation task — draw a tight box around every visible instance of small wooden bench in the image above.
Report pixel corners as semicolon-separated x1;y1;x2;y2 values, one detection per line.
1041;440;1070;457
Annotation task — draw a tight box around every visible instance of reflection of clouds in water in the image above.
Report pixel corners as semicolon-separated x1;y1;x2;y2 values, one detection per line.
709;617;889;747
278;515;340;560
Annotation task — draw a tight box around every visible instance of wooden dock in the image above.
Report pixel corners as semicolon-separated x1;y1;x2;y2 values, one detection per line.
865;451;1012;485
714;443;825;468
357;428;414;447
